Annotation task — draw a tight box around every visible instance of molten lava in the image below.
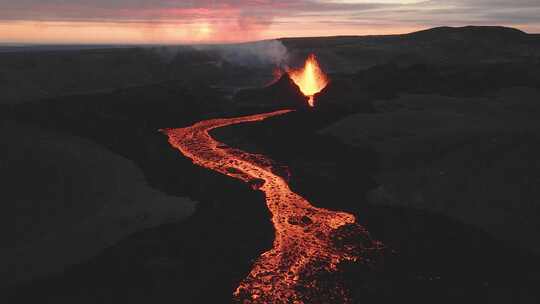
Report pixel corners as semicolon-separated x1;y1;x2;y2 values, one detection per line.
162;110;382;303
288;54;329;107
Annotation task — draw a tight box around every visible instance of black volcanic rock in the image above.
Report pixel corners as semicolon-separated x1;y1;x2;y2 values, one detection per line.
234;74;309;112
314;78;375;113
353;62;540;98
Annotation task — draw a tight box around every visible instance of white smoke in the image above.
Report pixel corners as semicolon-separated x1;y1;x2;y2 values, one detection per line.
199;40;289;67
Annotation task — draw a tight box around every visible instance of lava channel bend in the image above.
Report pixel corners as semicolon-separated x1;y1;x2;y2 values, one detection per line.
161;109;382;304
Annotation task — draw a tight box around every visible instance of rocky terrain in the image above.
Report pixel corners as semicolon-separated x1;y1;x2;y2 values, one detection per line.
4;26;540;303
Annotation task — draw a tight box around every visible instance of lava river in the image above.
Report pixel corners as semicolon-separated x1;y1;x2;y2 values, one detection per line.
161;110;382;303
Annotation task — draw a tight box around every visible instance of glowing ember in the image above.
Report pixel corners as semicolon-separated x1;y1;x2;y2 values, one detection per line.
288;54;329;107
162;110;382;303
270;67;284;85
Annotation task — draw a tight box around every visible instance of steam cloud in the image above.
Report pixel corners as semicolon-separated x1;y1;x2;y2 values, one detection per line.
149;39;289;71
213;40;289;67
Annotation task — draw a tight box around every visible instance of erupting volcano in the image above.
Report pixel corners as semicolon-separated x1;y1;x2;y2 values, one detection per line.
161;56;381;303
288;54;329;107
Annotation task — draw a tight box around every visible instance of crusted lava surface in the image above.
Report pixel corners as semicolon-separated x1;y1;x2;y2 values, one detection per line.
161;110;382;303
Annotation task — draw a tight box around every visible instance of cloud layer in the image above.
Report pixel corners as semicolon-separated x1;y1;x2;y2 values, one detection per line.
1;0;539;43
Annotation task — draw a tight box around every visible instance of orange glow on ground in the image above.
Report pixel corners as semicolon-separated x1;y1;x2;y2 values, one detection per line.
288;55;329;107
161;110;382;303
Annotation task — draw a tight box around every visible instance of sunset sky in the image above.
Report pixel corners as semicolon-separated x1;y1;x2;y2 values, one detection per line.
1;0;539;44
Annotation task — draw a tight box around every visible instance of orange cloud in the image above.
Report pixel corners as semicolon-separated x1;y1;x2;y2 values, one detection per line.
0;1;538;43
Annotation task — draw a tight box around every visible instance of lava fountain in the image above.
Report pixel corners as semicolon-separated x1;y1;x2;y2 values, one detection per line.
288;54;329;107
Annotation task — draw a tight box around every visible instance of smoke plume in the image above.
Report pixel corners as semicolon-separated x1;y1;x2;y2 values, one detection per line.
200;40;289;67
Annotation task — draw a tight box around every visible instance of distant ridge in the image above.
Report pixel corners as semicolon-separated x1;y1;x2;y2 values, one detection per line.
278;25;540;72
279;26;531;42
405;25;528;39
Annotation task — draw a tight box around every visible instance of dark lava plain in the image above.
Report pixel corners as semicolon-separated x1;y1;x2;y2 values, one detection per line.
4;26;540;303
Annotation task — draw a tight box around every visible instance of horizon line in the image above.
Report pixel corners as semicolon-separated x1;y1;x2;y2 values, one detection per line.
1;25;537;47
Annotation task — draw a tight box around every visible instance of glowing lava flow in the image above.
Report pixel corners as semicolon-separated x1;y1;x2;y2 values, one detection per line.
289;54;329;107
161;110;381;303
